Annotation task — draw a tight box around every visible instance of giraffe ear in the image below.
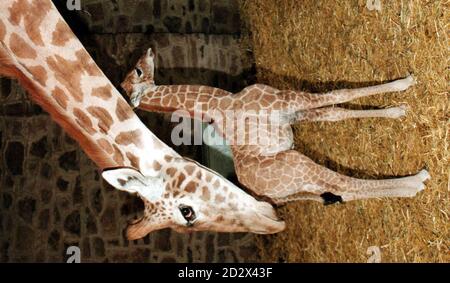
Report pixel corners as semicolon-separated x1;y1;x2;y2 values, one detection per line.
146;47;154;58
102;167;166;201
101;167;148;194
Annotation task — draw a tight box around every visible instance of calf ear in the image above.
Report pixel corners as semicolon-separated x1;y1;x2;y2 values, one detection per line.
146;47;154;58
101;167;148;194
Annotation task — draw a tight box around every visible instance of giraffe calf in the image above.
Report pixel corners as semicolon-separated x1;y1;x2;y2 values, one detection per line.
122;48;430;206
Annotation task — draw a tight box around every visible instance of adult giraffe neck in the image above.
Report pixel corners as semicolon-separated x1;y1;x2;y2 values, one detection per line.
0;0;179;175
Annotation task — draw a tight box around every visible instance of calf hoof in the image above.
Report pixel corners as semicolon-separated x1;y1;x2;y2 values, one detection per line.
321;192;343;205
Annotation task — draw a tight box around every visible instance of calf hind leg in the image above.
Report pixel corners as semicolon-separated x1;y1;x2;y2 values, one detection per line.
238;150;430;205
304;75;415;109
295;105;407;122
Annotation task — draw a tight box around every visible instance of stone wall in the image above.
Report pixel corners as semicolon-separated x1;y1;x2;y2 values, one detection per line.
0;103;256;263
0;0;258;263
79;0;241;34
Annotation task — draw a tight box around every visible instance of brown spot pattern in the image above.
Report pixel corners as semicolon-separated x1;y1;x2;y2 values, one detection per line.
0;20;6;41
115;129;143;148
166;167;176;177
52;87;69;110
51;20;73;46
27;65;47;87
184;165;195;175
46;55;83;102
46;49;102;104
112;144;124;164
126;152;140;168
201;187;210;201
52;87;69;109
76;49;101;77
176;174;186;187
73;107;96;135
115;98;133;121
8;0;51;46
97;138;114;154
184;181;197;193
215;195;225;203
92;85;112;100
87;106;113;133
9;33;36;59
153;161;162;171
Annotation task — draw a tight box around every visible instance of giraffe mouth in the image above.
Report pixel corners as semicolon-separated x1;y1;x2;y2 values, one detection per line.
248;201;286;234
250;218;286;234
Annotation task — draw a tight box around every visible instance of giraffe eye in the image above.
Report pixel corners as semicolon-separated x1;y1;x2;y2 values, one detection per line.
179;205;196;222
135;67;143;78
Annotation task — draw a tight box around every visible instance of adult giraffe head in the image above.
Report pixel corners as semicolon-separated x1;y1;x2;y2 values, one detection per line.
102;157;285;239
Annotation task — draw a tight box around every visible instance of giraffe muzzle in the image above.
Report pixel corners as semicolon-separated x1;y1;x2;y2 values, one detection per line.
248;202;286;234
